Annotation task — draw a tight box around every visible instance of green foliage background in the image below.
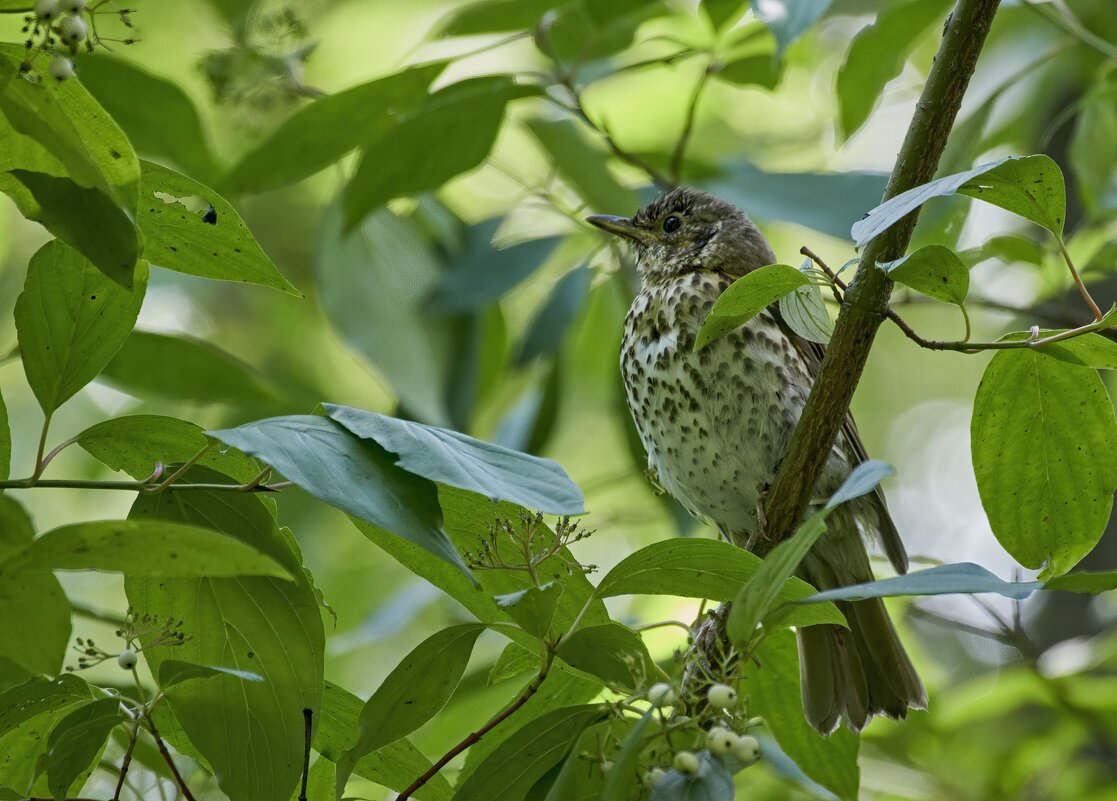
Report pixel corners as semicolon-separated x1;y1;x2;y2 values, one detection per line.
1;0;1117;799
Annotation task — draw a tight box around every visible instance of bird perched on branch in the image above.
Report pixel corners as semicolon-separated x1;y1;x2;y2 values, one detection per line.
587;187;926;733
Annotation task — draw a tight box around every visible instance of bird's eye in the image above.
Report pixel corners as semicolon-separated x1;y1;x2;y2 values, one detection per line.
663;215;682;233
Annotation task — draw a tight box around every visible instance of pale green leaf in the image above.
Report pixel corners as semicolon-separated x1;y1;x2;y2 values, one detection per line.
695;263;807;349
882;244;969;306
14;240;146;416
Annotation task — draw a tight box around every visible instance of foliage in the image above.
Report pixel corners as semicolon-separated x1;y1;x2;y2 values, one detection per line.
0;1;1116;801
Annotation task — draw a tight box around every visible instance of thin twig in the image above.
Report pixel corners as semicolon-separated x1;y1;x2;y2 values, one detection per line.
669;60;715;184
29;412;53;484
144;710;197;801
113;721;142;801
1020;0;1117;61
395;661;554;801
1055;234;1104;321
145;444;213;494
0;478;287;492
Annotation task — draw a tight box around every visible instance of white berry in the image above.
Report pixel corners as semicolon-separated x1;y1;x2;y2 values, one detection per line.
706;683;738;708
49;56;74;81
62;0;86;12
35;0;60;21
117;648;138;670
706;727;738;756
58;13;87;45
643;767;666;787
731;734;761;764
673;751;700;776
647;682;677;707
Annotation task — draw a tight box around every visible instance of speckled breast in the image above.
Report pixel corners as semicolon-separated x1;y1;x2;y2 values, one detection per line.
620;271;812;538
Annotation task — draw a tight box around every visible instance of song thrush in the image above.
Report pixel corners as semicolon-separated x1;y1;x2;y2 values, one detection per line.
588;187;926;733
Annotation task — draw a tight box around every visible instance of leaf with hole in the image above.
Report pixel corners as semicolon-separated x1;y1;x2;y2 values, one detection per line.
138;160;297;293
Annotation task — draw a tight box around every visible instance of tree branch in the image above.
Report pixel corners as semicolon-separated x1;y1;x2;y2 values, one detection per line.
760;0;1004;551
395;660;553;801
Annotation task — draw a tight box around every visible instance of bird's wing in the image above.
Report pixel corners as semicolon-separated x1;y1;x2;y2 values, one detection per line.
773;314;909;575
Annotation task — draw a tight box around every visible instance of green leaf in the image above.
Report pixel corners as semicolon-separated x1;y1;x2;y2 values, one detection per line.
706;163;888;240
127;475;325;801
853;155;1066;246
426;222;561;314
959;234;1044;267
649;751;735;801
39;697;123;801
7;519;292;578
717;53;783;89
701;0;747;29
74;54;219;182
225;63;443;195
8;170;138;287
343;77;531;228
100;330;276;406
14;240;146;417
315;681;452;801
489;642;539;685
793;562;1043;603
158;660;264;689
317;204;459;427
0;387;8;481
349;486;609;655
972;349;1117;579
882;244;969;306
747;630;859;800
76;413;260;482
517;266;592;365
836;0;953;141
594;538;845;628
695;263;808;349
1044;570;1117;594
555;623;652;689
496;581;563;638
206;415;469;576
439;0;568;34
749;0;832;53
727;461;894;646
138;160;298;293
601;708;656;801
323;403;585;514
997;330;1117;370
334;623;486;795
779;268;833;344
525;117;638;214
0;43;140;213
0;676;92;743
0;498;70;675
453;705;605;801
1069;72;1117;219
0;699;94;796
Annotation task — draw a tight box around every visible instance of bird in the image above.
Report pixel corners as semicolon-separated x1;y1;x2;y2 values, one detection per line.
587;186;926;734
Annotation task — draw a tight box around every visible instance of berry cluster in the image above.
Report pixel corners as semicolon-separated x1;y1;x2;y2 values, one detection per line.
21;0;135;82
69;609;187;672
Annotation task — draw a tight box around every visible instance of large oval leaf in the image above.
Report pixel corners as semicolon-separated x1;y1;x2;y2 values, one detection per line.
323;404;584;514
972;349;1117;578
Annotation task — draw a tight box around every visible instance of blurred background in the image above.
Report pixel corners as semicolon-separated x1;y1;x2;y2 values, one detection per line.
2;0;1116;798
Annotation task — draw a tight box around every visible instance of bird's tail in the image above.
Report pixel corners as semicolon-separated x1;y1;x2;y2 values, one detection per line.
795;512;926;733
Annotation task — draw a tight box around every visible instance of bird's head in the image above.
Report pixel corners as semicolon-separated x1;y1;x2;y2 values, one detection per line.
586;187;774;280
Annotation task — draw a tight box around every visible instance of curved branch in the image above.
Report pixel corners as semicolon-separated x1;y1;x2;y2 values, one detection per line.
760;0;1004;549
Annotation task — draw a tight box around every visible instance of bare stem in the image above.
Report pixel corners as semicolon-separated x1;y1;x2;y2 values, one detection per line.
761;0;1004;549
113;721;142;801
145;444;213;494
395;658;554;801
1056;234;1104;321
0;478;287;492
299;708;312;801
669;60;714;184
29;412;53;484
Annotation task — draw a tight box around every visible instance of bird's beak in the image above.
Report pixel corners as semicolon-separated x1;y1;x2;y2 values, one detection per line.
585;214;644;243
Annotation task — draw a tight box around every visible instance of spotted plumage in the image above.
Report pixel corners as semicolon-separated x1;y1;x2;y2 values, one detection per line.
589;187;926;733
